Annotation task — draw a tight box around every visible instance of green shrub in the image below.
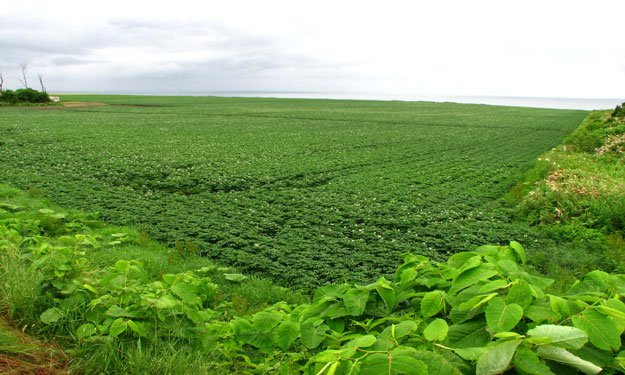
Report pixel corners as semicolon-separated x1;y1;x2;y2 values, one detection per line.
564;127;603;153
15;88;50;103
0;90;18;104
0;88;50;104
594;195;625;232
612;103;625;118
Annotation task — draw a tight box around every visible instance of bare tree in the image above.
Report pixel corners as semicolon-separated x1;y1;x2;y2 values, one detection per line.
0;72;4;95
18;63;28;88
38;73;46;92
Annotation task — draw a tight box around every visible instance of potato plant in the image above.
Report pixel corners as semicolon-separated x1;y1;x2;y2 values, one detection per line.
0;95;588;288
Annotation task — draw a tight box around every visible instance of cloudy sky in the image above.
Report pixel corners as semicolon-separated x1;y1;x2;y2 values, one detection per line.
1;0;624;98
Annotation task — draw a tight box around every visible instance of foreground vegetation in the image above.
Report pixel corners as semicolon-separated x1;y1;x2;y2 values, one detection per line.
0;95;587;288
3;184;625;374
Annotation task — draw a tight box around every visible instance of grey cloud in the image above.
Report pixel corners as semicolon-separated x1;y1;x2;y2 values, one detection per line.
51;56;104;66
0;17;121;66
0;13;351;92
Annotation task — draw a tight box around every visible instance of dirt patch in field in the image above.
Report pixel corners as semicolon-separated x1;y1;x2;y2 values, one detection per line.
0;320;69;374
26;102;107;110
62;102;107;108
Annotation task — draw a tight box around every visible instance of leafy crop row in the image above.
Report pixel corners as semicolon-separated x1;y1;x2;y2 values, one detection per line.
0;96;588;288
2;193;625;373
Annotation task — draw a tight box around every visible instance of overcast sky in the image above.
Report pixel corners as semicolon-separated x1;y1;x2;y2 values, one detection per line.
1;0;624;98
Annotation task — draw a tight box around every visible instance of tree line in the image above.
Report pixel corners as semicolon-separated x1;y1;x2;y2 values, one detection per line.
0;63;51;104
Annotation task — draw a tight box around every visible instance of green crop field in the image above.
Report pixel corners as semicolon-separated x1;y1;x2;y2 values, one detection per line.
0;95;587;288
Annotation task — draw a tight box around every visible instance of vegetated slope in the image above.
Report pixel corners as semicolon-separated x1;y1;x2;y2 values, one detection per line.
0;96;586;287
513;107;625;281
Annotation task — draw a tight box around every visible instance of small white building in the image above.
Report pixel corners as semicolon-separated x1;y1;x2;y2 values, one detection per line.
49;96;60;102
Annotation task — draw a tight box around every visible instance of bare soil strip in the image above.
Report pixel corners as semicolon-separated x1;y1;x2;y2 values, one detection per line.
61;102;107;108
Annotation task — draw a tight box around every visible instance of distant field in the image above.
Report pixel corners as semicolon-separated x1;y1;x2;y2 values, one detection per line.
0;95;587;287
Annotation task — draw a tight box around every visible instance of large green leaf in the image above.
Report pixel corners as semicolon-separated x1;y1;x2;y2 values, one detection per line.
508;241;526;266
450;265;498;294
344;334;377;348
454;255;484;274
394;320;419;339
300;318;329;349
76;323;97;339
223;273;248;282
105;305;140;318
513;346;555;375
526;324;588;349
411;350;463;375
570;345;615;369
458;293;498;312
549;295;583;318
447;320;490;348
485;297;523;333
519;273;554;298
476;340;520;375
400;268;418;287
421;290;446;317
231;318;273;350
566;271;611;297
360;352;428;375
603;298;625;313
453;347;489;361
423;319;448;342
343;289;369;316
147;294;180;309
447;252;479;269
476;245;502;256
109;318;127;337
313;284;348;303
300;299;334;322
537;346;602;374
525;305;560;323
170;283;199;305
380;320;419;340
274;321;300;350
506;282;534;309
596;302;625;321
230;318;254;338
127;320;147;337
394;253;428;282
449;303;486;325
376;280;396;312
40;307;64;324
252;311;283;333
572;309;621;351
478;279;509;293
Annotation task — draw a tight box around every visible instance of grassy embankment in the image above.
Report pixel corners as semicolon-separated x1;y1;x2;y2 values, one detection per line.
508;108;625;288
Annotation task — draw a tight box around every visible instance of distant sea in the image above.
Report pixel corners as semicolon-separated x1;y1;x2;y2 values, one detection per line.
67;91;623;110
204;92;622;110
